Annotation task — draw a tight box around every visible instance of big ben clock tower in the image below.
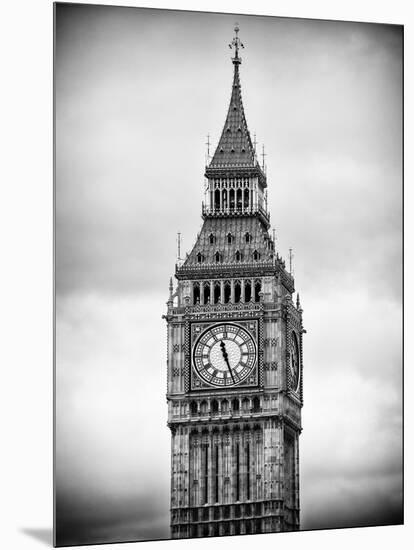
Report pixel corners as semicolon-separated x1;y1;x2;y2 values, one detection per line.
165;26;304;539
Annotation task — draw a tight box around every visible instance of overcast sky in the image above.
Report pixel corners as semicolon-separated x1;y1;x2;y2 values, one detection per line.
55;3;402;545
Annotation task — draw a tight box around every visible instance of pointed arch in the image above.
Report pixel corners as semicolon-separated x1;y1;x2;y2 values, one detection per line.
229;188;235;211
214;189;220;210
234;279;241;303
213;280;221;304
211;399;219;414
222;188;227;211
254;279;262;302
236;187;243;210
244;188;250;209
224;280;231;304
203;281;210;304
244;279;252;302
193;281;200;305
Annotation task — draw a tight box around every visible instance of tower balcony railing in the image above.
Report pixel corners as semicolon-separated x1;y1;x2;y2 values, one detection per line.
202;203;270;222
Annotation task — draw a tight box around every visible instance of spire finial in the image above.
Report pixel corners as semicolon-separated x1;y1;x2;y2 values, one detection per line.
229;23;244;64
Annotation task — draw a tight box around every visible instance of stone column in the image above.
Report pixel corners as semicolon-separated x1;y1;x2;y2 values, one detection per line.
220;280;225;304
230;279;235;303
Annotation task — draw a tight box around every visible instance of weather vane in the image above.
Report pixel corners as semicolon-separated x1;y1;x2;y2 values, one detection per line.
229;23;244;62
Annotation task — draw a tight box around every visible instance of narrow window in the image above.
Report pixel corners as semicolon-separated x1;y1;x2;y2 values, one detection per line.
229;189;235;210
209;233;215;244
215;445;219;503
204;282;210;304
244;189;249;209
235;250;242;262
214;189;220;210
234;280;241;302
245;232;251;243
204;445;208;504
214;282;220;304
236;442;240;501
245;280;252;302
254;279;262;302
193;282;200;305
246;442;250;500
215;251;221;263
224;281;231;304
253;250;260;261
236;188;242;210
227;233;233;244
197;252;204;263
232;398;239;412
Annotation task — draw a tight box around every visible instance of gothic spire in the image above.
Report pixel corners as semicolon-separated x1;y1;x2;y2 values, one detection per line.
208;25;257;169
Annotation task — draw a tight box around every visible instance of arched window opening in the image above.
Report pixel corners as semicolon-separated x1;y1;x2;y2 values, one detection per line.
254;280;262;302
232;398;239;412
245;232;251;243
245;280;252;302
214;282;221;304
221;399;229;414
211;399;219;414
222;188;227;210
190;401;198;415
209;233;216;244
200;400;208;415
234;280;241;303
235;250;242;262
242;398;250;413
197;252;204;263
244;188;249;209
229;188;235;211
224;281;231;304
236;188;243;210
227;233;233;244
215;251;221;263
193;282;200;305
203;282;210;304
253;250;260;261
214;189;220;210
252;397;261;412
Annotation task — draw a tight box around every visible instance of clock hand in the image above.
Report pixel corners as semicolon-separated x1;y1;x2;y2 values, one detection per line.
220;341;236;384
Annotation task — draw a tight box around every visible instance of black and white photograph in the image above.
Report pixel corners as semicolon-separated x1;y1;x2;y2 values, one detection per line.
53;2;403;547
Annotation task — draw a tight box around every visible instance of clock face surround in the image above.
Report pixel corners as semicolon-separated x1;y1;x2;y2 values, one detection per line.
290;331;300;392
192;322;257;388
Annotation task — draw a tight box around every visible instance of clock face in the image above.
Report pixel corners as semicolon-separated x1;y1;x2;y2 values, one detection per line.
193;323;257;387
290;331;300;392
